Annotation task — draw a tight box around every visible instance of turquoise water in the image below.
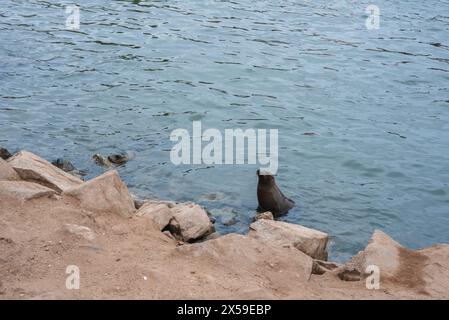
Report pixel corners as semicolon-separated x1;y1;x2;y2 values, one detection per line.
1;0;449;261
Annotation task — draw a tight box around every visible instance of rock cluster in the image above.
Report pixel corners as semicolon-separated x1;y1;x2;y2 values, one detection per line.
1;150;448;299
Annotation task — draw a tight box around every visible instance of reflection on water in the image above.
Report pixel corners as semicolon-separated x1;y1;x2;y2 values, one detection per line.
1;0;449;261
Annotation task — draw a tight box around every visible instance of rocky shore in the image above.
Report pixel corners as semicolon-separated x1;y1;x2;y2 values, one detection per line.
1;150;448;299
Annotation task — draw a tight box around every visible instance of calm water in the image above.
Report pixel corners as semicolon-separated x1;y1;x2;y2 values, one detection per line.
1;0;449;261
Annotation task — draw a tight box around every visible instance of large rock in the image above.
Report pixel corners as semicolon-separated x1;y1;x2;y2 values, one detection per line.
0;181;56;202
7;151;82;192
248;219;329;260
168;202;214;242
136;202;173;231
335;230;402;282
175;234;314;289
0;158;20;181
334;230;449;297
63;170;135;217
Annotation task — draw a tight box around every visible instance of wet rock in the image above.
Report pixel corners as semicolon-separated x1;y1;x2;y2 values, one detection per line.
7;151;83;193
136;202;173;231
63;170;135;217
51;158;76;172
63;224;96;241
248;219;329;260
51;158;86;179
92;154;112;167
253;211;274;221
107;152;133;165
168;202;214;242
0;181;56;203
0;147;12;160
223;216;238;226
0;158;20;181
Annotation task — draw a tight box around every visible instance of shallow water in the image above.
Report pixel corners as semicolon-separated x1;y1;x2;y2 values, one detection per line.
1;0;449;261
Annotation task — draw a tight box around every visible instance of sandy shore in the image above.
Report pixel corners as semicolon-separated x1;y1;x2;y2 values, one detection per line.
1;150;448;299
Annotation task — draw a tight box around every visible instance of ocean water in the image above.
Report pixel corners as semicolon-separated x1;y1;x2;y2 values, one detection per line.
1;0;449;261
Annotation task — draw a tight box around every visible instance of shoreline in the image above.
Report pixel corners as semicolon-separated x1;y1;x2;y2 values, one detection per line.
1;150;449;299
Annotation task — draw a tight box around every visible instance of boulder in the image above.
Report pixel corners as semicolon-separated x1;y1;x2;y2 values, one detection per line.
248;219;329;260
168;202;214;242
253;211;274;221
63;170;135;217
136;202;173;230
0;181;56;202
0;147;12;160
0;158;20;181
335;230;402;282
334;230;449;297
175;234;314;286
63;224;96;241
7;151;82;192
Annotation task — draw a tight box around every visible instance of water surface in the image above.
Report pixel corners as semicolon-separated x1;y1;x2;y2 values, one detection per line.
1;0;449;261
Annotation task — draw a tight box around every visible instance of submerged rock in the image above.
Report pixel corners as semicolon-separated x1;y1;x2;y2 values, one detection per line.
63;170;135;217
51;158;76;172
92;154;112;167
7;151;83;193
107;152;133;165
248;219;329;260
51;158;86;179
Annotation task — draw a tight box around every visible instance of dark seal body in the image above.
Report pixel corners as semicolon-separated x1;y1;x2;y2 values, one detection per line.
257;170;295;216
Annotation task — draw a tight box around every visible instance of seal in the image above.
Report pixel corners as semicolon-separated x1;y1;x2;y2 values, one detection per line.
257;169;295;216
107;153;131;165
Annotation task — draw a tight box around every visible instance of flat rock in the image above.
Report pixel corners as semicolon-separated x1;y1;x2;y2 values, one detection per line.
7;151;82;192
169;202;214;242
0;181;56;202
136;202;173;231
248;219;329;260
63;170;135;217
0;158;20;181
175;234;313;287
63;224;96;241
